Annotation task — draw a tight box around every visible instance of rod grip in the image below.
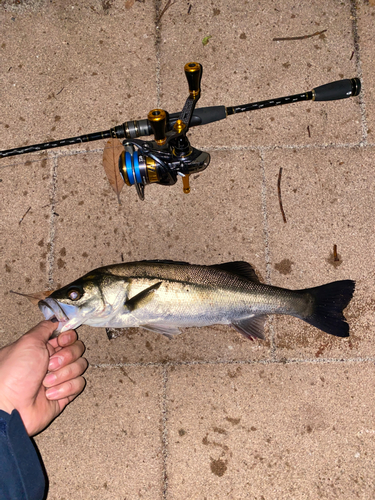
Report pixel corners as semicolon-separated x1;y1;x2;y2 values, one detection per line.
312;78;361;101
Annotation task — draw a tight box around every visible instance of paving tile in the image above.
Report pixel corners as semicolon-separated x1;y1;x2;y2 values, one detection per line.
356;0;375;144
0;154;52;344
35;365;164;500
45;148;272;364
263;146;375;359
166;362;375;499
0;0;157;154
159;0;361;149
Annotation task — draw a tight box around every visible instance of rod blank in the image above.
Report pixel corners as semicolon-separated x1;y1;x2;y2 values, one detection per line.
0;78;361;159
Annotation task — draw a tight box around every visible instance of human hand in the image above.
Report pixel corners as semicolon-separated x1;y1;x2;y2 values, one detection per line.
0;320;87;436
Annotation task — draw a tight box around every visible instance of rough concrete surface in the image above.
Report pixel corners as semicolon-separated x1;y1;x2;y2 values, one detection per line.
0;0;374;498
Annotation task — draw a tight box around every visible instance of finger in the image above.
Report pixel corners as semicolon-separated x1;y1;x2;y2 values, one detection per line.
43;357;88;388
58;329;78;347
45;375;87;402
47;329;77;349
47;340;86;372
24;320;60;345
55;390;84;414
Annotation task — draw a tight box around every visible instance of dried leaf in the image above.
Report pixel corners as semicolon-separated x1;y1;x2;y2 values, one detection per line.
10;289;54;306
103;138;125;203
125;0;135;9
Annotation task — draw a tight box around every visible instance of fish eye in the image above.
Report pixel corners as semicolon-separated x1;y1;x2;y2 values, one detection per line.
67;288;81;301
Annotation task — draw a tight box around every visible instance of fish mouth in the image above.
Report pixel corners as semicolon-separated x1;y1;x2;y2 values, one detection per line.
38;297;82;336
39;298;68;321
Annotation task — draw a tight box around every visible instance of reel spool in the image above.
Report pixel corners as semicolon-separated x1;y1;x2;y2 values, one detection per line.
120;147;158;200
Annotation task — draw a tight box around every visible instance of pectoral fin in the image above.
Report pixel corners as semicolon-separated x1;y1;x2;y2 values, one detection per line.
125;282;162;312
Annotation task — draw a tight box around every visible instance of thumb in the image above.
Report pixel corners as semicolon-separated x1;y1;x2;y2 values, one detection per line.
23;320;59;346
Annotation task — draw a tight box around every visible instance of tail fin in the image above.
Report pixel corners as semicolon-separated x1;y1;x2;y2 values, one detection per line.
300;280;355;337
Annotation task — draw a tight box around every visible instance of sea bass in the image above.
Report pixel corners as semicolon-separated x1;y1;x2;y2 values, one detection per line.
37;260;355;339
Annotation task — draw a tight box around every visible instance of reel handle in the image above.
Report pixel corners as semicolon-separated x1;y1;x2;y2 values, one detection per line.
312;78;361;101
184;62;202;97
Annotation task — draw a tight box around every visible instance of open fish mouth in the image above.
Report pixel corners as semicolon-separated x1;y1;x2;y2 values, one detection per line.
38;297;83;336
39;298;68;322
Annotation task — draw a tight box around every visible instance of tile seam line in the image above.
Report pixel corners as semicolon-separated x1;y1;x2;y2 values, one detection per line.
10;140;366;166
154;0;162;109
2;140;372;171
350;0;368;145
52;140;371;156
90;356;375;369
161;366;168;500
47;154;58;288
208;142;367;153
154;6;168;492
259;149;277;359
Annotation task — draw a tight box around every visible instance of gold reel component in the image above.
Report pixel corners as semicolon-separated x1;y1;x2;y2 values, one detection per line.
147;109;167;145
184;62;202;97
119;151;160;187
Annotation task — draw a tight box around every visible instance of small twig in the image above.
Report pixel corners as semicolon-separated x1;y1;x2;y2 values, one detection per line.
56;87;65;96
19;206;31;225
307;125;311;138
273;29;327;42
157;0;176;22
277;168;287;223
333;244;339;262
350;51;354;61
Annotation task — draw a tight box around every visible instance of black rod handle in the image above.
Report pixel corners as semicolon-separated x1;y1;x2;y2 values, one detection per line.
312;78;361;101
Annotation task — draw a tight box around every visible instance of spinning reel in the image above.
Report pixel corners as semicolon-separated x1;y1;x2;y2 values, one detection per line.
119;62;210;200
0;62;361;201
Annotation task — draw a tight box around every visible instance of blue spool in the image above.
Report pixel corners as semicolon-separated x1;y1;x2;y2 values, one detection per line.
125;151;142;185
125;152;134;185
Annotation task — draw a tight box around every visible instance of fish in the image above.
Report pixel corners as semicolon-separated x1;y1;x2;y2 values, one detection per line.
34;259;356;340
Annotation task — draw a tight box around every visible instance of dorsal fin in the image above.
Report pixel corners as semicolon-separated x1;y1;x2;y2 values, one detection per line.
210;261;260;283
140;259;190;266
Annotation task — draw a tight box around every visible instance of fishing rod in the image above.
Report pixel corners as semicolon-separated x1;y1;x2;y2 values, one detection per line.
0;62;361;200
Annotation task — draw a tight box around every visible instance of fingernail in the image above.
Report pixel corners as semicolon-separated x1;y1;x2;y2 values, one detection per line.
48;356;62;370
44;372;57;385
46;388;59;399
59;333;71;346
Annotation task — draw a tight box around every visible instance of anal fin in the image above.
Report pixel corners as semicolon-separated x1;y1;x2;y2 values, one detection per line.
231;316;266;341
